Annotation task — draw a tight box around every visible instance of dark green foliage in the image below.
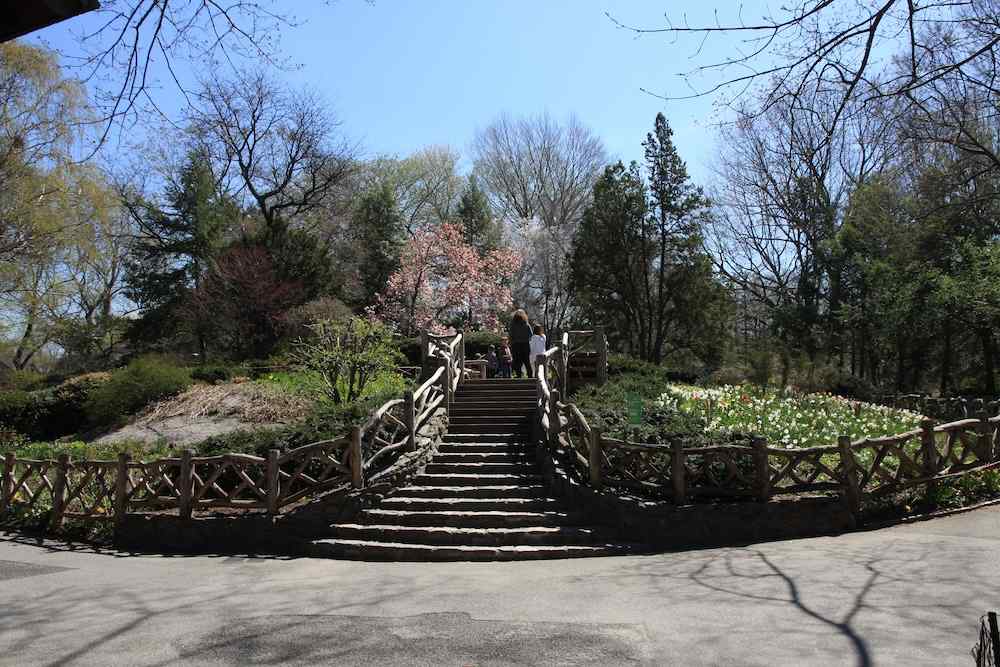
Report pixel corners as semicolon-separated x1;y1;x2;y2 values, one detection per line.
571;116;729;366
456;175;502;255
84;357;192;429
190;365;234;384
0;391;32;437
125;151;237;353
397;336;422;366
261;224;337;306
0;369;46;391
464;330;502;358
0;374;110;441
574;356;706;443
351;184;404;307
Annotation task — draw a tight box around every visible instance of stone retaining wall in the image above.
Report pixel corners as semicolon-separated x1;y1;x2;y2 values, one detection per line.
536;442;855;550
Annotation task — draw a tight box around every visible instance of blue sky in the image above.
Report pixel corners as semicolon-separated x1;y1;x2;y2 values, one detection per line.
31;1;778;184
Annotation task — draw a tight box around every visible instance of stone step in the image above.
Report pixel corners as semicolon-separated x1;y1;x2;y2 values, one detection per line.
400;484;549;499
452;393;538;410
355;509;583;528
448;412;534;433
454;389;537;397
461;379;536;386
412;473;543;487
431;452;535;464
435;443;532;455
446;422;530;435
306;539;637;562
424;461;535;475
379;496;564;512
324;524;607;547
442;433;529;443
450;405;534;414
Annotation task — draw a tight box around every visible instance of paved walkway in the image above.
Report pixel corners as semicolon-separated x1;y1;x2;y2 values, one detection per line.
1;506;998;666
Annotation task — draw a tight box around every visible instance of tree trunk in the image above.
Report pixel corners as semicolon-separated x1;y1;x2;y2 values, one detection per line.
980;328;997;395
940;319;953;396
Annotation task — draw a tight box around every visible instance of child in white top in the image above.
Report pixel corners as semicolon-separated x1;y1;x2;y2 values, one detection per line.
529;324;547;376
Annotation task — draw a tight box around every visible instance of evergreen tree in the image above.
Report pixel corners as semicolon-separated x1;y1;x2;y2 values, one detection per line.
125;151;237;355
456;175;501;255
571;113;727;364
351;183;404;307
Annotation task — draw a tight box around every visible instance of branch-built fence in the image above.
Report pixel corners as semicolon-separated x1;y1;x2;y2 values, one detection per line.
535;338;1000;516
874;393;1000;423
1;331;471;532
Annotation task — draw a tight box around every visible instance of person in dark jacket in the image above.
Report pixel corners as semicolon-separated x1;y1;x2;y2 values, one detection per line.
508;309;533;378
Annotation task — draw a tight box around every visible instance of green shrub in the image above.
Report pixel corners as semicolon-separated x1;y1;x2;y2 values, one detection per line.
0;368;46;391
573;358;706;443
85;356;191;429
705;365;748;386
190;365;234;384
397;336;422;366
0;390;35;436
292;317;401;404
0;373;112;441
6;438;174;461
464;330;502;358
747;348;773;387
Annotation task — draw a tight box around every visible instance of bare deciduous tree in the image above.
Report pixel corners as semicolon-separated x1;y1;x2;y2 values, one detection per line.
472;113;607;331
612;1;1000;153
190;70;356;231
57;1;319;147
472;113;607;228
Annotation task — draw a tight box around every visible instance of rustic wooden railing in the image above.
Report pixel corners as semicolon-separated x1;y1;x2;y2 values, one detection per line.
1;330;467;530
874;393;1000;423
534;342;1000;517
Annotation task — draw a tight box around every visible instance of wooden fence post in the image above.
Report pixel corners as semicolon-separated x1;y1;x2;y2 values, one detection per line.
1;452;13;512
588;427;603;489
554;347;566;396
976;410;992;462
838;435;861;519
549;390;561;448
752;436;770;502
671;439;686;505
113;453;130;530
419;329;429;372
920;417;938;475
442;361;452;418
988;612;1000;667
535;354;545;382
404;390;416;452
350;426;364;489
178;449;194;519
595;326;608;385
49;453;69;531
266;449;280;516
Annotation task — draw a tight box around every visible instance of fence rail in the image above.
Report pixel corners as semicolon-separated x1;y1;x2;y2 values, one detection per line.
534;341;1000;514
1;330;467;530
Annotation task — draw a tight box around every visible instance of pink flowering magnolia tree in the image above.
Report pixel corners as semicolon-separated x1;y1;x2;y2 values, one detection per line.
376;222;521;335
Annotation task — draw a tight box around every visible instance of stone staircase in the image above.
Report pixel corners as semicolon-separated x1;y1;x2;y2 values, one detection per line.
307;378;638;561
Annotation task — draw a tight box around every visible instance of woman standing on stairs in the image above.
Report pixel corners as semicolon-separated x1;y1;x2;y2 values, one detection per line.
508;309;533;377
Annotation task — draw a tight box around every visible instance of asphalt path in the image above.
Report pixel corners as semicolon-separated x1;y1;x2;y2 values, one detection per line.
1;506;998;666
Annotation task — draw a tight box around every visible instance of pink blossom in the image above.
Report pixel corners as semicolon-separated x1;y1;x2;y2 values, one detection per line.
375;222;522;334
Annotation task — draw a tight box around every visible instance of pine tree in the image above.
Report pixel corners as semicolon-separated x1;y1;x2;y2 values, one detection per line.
125;151;237;354
456;175;501;255
351;183;404;307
